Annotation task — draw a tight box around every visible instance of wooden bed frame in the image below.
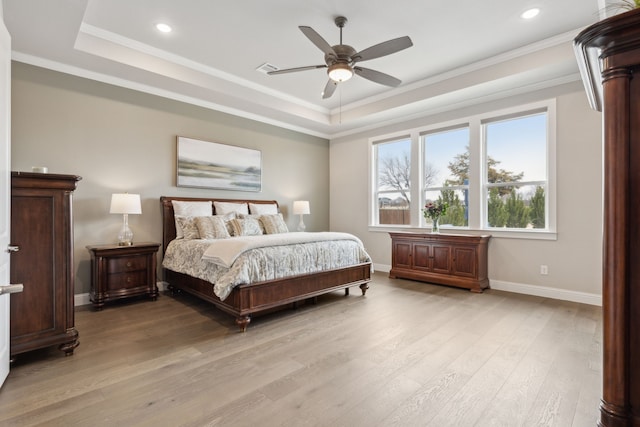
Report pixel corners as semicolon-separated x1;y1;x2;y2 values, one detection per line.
160;196;371;332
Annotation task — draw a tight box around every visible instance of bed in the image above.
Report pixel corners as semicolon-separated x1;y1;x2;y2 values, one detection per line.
160;196;372;331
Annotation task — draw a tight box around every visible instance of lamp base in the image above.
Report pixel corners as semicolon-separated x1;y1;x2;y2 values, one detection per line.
117;214;134;246
297;215;306;232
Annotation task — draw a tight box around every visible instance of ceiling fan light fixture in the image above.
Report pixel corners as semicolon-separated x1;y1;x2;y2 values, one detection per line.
328;63;353;82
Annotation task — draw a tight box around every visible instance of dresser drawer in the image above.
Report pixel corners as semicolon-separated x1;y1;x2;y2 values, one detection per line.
106;270;148;290
107;255;147;273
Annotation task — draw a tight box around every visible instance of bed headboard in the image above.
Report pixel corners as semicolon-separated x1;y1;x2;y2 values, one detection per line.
160;196;279;254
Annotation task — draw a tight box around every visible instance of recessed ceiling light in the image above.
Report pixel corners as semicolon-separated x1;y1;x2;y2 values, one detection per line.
156;23;172;33
521;8;540;19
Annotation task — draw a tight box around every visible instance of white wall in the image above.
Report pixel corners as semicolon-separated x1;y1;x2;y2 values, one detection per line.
10;62;330;295
329;81;603;304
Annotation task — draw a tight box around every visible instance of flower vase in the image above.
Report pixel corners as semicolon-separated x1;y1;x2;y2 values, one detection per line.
432;216;440;233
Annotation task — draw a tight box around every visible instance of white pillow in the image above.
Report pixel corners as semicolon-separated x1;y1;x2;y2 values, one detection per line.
249;202;278;215
214;201;249;215
172;201;212;239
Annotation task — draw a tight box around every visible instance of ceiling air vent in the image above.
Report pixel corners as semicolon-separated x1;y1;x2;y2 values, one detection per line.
256;63;279;74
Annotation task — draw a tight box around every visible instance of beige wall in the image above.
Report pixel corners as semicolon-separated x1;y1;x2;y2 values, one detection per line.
330;81;604;300
10;62;330;295
10;61;604;302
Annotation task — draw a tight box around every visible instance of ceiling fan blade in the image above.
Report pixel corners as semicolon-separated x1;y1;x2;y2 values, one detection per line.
268;65;327;75
353;36;413;63
354;67;402;87
299;26;336;56
322;79;338;99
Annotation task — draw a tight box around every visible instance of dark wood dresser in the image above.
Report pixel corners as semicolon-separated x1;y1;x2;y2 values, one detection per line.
574;8;640;426
389;232;490;293
87;242;160;309
9;172;81;357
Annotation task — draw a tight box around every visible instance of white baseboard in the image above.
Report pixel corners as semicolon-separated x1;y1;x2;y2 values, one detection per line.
376;263;601;306
74;293;91;307
373;263;390;273
74;281;171;307
490;280;601;306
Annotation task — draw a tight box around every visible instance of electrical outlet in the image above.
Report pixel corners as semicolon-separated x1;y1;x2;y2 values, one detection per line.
540;265;548;275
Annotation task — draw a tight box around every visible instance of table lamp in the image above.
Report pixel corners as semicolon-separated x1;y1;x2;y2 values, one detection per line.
293;200;310;232
110;193;141;246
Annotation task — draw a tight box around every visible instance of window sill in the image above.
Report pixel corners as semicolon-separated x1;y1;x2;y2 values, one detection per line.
368;225;557;241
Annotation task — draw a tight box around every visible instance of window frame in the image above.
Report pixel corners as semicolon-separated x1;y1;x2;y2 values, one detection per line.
368;99;557;240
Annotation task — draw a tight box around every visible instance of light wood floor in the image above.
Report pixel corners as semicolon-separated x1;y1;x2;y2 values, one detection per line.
0;272;602;426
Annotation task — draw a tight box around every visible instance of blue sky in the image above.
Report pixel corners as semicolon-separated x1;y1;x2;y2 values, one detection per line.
378;112;547;189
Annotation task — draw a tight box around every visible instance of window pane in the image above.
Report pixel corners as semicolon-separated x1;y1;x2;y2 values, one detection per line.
375;138;411;225
423;128;469;188
424;189;469;227
378;192;410;225
484;112;547;230
377;139;411;191
485;113;547;182
486;185;546;229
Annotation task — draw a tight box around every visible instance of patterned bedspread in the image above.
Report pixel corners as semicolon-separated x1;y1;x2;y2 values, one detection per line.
162;234;372;301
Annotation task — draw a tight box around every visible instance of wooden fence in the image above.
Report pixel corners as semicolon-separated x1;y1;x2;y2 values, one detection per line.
379;208;410;225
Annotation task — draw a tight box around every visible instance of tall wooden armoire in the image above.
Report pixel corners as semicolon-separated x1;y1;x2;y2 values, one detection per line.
9;172;81;357
575;8;640;427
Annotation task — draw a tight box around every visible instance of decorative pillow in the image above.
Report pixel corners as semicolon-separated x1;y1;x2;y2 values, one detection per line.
260;214;289;234
214;201;249;215
175;216;200;240
229;217;263;236
172;201;212;239
195;216;230;239
216;212;237;236
249;202;278;215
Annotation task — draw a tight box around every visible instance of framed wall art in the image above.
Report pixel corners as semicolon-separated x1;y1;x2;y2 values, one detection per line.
176;136;262;192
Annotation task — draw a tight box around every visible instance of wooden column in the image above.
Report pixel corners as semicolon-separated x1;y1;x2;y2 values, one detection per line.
575;9;640;427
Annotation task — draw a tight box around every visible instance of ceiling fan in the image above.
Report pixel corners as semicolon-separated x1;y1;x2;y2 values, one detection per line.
268;16;413;99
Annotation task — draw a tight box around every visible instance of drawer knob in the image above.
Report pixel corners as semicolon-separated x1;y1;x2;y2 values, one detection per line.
127;277;131;283
126;262;132;267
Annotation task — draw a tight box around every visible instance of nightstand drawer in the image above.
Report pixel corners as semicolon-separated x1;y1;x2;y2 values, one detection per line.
107;256;147;273
106;271;147;290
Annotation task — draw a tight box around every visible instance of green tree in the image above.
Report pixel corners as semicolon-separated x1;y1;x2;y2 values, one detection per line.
487;188;507;227
505;189;530;228
529;186;545;228
438;188;466;226
447;149;524;195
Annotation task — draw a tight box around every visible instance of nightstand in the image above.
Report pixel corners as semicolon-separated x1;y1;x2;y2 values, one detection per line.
87;242;161;309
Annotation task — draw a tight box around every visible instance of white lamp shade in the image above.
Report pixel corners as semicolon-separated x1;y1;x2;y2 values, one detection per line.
293;200;310;215
110;193;142;214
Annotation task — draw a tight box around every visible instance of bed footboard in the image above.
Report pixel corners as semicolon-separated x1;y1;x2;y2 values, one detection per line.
165;263;371;332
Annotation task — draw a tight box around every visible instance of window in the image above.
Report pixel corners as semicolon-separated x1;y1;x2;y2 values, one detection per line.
373;137;411;225
483;112;548;229
370;100;555;236
422;127;470;227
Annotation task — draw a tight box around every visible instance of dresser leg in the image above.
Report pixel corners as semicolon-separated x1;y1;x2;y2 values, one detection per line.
59;339;79;356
